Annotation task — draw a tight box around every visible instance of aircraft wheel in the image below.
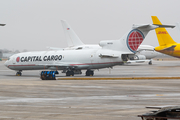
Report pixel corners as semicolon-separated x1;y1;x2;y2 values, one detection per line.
90;71;94;76
71;71;74;76
16;72;22;76
149;61;152;65
66;71;70;76
85;70;90;76
66;71;74;76
86;70;94;76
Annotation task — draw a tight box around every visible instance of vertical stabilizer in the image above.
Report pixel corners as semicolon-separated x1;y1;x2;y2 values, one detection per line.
61;20;84;47
101;24;159;53
151;16;176;46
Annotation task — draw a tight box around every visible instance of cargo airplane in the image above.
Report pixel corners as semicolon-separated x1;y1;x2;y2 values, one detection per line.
4;21;165;79
151;16;179;58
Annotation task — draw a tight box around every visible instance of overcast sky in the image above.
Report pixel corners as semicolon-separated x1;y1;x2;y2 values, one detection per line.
1;0;180;51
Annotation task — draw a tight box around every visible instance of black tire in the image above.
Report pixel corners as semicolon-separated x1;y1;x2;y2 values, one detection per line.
90;71;94;76
16;72;22;76
66;71;74;76
66;71;70;76
71;71;74;76
86;70;90;76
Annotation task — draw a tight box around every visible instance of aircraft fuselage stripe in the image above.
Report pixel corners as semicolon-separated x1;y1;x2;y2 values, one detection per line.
7;62;123;67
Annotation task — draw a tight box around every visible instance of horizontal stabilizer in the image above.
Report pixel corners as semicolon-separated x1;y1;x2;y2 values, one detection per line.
0;24;5;26
132;24;158;30
160;45;176;52
153;24;175;28
132;24;174;31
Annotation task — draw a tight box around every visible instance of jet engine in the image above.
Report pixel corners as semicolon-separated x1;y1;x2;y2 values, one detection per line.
99;40;114;47
128;55;146;60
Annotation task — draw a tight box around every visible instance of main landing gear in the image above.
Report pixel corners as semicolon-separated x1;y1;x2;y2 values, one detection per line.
65;69;82;76
66;70;74;76
16;71;22;76
86;70;94;76
40;71;59;80
65;69;94;76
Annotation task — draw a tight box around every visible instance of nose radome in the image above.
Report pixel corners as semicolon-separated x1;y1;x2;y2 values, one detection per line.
4;60;8;67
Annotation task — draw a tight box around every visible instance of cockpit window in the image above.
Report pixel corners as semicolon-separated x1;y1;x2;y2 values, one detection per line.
8;58;10;60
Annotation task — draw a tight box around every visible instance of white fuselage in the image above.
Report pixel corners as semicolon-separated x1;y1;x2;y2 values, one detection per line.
5;48;123;71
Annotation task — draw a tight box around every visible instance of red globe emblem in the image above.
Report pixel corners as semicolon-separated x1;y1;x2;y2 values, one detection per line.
16;57;20;62
127;30;144;52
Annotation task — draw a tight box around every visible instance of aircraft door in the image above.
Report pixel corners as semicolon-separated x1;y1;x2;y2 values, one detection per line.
12;56;17;65
90;50;98;69
90;50;97;65
90;53;95;64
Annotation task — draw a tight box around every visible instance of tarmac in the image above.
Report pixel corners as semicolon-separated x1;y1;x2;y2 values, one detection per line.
0;60;180;120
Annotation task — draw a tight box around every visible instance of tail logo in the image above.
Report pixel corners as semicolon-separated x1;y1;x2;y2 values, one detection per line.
127;29;144;53
157;31;168;34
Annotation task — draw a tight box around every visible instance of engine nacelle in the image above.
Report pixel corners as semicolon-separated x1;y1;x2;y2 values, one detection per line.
128;55;146;60
99;40;114;47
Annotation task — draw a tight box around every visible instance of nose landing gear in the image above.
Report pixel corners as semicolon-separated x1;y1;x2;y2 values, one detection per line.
16;71;22;76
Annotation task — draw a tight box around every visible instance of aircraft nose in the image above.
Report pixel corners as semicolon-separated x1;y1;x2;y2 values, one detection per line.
4;60;9;67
